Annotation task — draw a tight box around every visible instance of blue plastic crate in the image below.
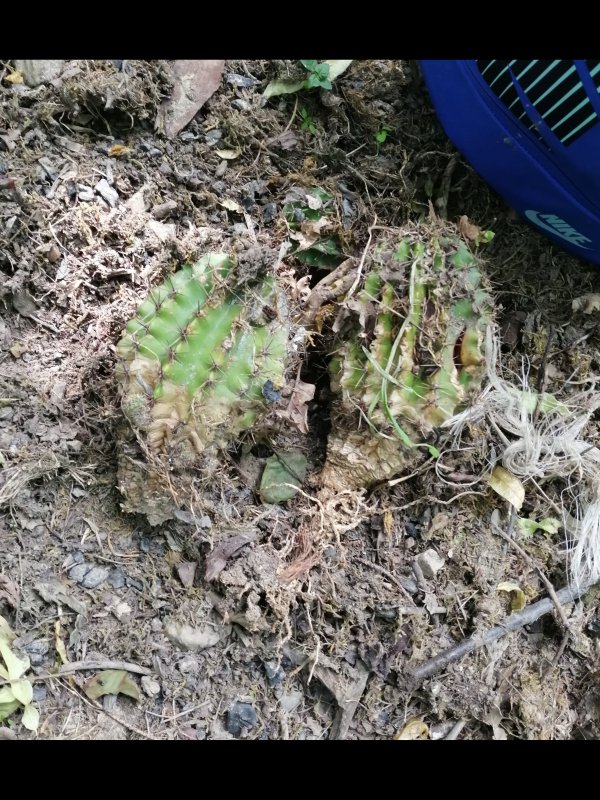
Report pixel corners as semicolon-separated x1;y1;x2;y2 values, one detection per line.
420;60;600;263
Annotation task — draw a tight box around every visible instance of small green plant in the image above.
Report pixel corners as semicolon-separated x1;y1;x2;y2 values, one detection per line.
299;107;317;135
374;125;392;153
0;615;39;732
300;59;332;91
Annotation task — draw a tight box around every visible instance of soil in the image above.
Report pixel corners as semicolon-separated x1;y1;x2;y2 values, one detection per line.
1;59;599;740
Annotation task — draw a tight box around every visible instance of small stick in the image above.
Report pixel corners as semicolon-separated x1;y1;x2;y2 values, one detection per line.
409;579;595;683
0;658;153;687
492;521;573;633
356;557;416;604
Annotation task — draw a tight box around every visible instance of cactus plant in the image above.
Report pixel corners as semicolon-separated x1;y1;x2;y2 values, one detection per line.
322;221;494;490
116;250;299;521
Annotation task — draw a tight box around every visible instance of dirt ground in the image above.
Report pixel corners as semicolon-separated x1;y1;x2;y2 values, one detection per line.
1;59;599;740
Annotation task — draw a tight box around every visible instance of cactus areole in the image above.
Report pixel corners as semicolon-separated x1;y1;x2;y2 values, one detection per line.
322;224;494;490
116;253;292;467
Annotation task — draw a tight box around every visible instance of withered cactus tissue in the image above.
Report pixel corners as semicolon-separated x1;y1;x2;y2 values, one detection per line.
116;250;300;522
322;222;494;490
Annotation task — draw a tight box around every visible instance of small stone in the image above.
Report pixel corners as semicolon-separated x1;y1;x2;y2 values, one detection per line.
178;655;198;674
32;685;47;702
225;74;258;88
279;690;303;714
125;576;143;591
94;178;119;207
262;203;277;224
204;129;223;146
47;244;60;263
415;548;445;580
22;639;49;667
111;601;132;622
176;561;197;588
69;563;91;583
231;99;250;112
141;676;161;697
78;188;95;202
151;200;178;220
264;661;285;688
81;566;110;589
226;702;257;737
164;622;220;651
108;567;126;589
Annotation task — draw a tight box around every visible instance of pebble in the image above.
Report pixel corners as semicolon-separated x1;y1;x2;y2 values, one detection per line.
262;203;277;224
22;639;49;666
81;566;109;589
95;178;119;208
225;73;259;88
226;702;257;737
108;566;126;589
141;676;161;697
32;685;47;702
164;622;220;651
279;690;303;714
415;548;445;580
204;129;223;146
264;661;285;688
69;563;90;583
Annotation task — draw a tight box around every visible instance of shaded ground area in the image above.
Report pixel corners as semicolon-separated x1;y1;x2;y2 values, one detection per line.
0;59;599;740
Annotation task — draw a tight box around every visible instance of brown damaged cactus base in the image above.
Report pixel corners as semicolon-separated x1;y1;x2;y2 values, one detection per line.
320;220;494;492
320;430;414;492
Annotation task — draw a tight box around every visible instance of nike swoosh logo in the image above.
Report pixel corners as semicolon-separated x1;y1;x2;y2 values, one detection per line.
525;210;592;249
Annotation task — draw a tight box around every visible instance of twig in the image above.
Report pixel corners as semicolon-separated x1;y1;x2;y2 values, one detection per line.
346;215;378;299
0;658;153;687
59;678;157;740
492;521;573;633
444;718;468;740
356;557;416;604
409;579;596;683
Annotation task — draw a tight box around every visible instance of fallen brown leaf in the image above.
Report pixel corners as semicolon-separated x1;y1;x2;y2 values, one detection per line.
205;531;257;581
276;379;315;434
157;60;225;138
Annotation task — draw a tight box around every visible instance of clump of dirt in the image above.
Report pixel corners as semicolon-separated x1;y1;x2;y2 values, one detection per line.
1;60;599;740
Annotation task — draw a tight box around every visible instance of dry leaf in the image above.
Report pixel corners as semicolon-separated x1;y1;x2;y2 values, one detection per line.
458;214;482;242
324;60;353;81
0;576;19;609
487;466;525;510
215;148;241;160
383;510;394;537
5;71;23;85
276;379;315;434
219;198;244;214
205;532;257;581
108;144;131;158
54;620;68;665
84;670;141;702
176;561;197;588
157;60;225;139
394;718;429;740
497;581;527;612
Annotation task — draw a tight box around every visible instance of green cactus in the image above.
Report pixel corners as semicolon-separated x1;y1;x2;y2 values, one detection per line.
116;252;293;471
322;222;494;490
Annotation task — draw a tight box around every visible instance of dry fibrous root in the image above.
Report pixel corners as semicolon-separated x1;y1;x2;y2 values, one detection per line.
444;328;600;587
116;248;304;523
321;220;494;490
